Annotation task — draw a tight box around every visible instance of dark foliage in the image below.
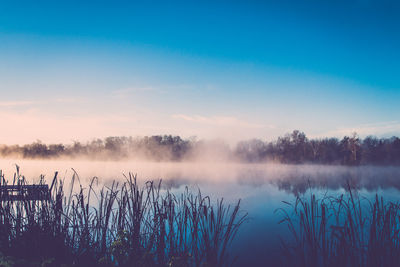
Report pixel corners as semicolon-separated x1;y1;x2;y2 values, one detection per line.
0;131;400;165
0;169;247;267
236;131;400;165
278;187;400;267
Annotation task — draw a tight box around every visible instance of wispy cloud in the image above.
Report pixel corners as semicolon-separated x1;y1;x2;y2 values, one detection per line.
112;83;201;98
54;97;87;104
0;110;143;144
0;101;36;107
317;121;400;138
112;86;160;98
172;114;273;129
0;97;87;108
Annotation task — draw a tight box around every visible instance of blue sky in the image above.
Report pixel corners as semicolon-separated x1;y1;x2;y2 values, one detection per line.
0;0;399;144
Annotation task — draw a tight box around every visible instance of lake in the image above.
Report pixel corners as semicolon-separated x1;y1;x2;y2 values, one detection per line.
1;159;400;266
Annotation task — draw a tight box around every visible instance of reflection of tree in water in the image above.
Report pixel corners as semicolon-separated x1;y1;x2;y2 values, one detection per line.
65;165;400;197
270;167;400;195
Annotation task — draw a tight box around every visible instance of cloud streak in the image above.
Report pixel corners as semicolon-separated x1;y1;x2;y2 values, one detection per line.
0;101;36;107
112;86;162;98
317;121;400;138
172;114;272;129
0;110;142;144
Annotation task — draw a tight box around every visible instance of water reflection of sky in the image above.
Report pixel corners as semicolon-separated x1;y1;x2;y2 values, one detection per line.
1;160;400;266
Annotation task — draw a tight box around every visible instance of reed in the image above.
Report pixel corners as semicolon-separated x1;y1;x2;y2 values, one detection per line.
278;185;400;267
0;169;247;267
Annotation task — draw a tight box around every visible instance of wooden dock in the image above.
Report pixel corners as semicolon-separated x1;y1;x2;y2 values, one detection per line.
0;184;51;201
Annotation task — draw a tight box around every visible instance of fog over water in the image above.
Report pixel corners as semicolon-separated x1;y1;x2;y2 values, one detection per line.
1;159;400;195
1;159;400;266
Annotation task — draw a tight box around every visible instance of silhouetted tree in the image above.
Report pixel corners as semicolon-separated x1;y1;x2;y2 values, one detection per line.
340;133;361;165
0;131;399;165
235;139;268;162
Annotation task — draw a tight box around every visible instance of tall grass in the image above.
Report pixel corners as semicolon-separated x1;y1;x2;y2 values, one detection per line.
278;184;400;267
0;168;247;266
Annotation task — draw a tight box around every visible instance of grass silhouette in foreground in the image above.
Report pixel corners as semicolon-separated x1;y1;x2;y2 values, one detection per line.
2;167;400;267
277;184;400;267
0;168;247;267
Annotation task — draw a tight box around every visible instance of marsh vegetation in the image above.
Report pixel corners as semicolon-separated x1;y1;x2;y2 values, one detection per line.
278;186;400;267
1;162;400;266
0;168;246;267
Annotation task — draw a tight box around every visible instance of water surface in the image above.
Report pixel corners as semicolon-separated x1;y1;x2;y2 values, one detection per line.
1;159;400;266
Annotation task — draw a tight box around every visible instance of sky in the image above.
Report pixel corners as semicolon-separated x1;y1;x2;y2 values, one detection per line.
0;0;399;144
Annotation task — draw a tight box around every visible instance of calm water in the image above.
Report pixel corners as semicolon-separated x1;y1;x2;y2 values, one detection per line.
1;159;400;266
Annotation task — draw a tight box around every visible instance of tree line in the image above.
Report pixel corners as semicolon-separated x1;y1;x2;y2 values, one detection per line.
235;130;400;165
0;131;399;165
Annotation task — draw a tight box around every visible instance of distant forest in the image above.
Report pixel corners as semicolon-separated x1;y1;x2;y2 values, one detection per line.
1;130;399;165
